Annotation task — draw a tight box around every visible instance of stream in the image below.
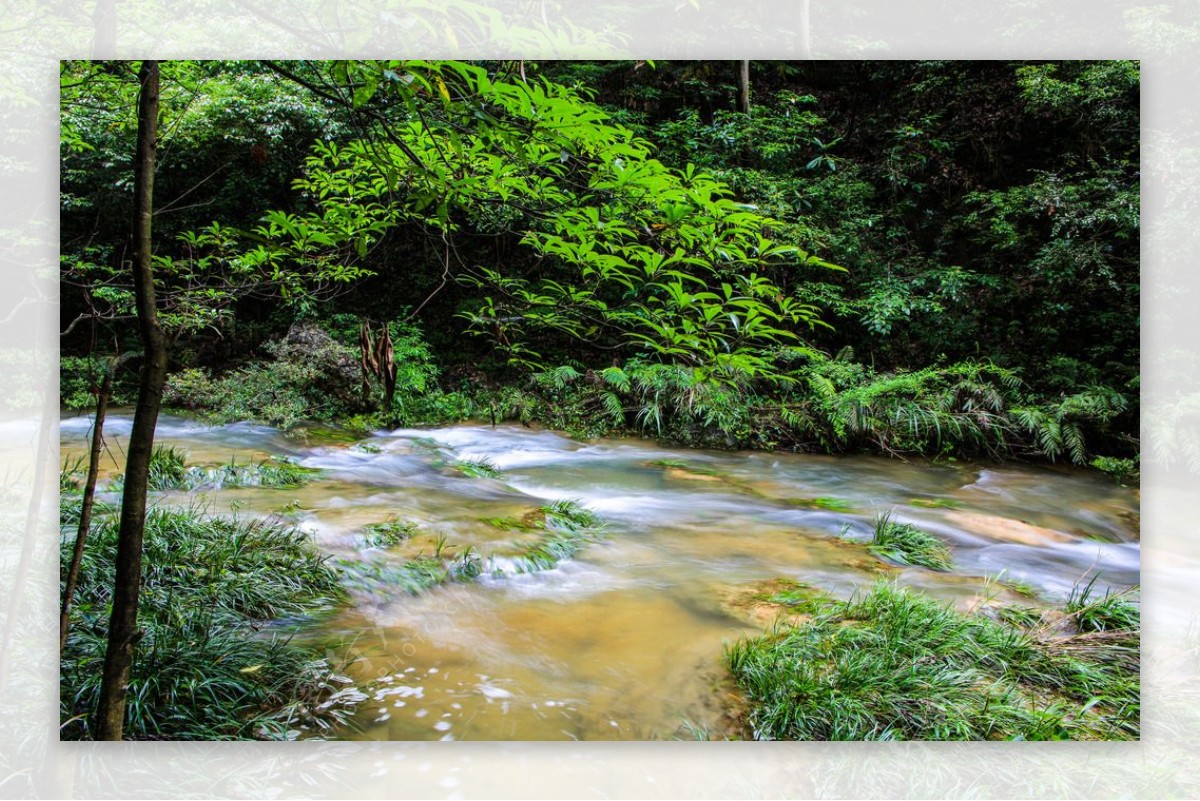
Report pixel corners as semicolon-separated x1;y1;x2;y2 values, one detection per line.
61;412;1140;741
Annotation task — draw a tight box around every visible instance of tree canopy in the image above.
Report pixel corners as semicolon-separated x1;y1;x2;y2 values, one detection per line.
60;58;1140;466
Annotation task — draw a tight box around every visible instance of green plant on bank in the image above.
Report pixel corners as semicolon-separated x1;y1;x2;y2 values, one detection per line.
865;511;953;571
146;445;189;490
725;580;1139;741
61;455;86;494
1090;455;1139;485
1066;576;1140;633
60;497;351;740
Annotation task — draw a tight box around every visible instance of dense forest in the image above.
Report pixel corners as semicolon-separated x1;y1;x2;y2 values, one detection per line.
61;59;1139;472
59;60;1141;742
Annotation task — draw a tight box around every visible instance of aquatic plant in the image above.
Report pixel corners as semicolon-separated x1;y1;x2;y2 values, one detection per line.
908;497;964;509
147;445;189;490
359;517;419;549
112;449;318;492
209;456;317;489
541;499;600;531
397;556;450;593
452;457;504;479
725;580;1139;741
866;511;953;571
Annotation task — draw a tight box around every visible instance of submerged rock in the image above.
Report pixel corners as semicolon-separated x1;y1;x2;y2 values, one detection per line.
944;510;1075;546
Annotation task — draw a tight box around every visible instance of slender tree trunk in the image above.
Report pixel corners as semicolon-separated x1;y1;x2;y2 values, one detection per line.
737;60;751;113
94;60;165;741
60;365;112;653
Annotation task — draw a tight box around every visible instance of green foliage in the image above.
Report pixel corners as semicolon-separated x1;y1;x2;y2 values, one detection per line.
908;497;963;509
114;448;317;492
452;457;504;479
146;445;189;490
60;356;137;410
726;581;1139;740
60;499;350;740
1090;455;1139;485
502;500;603;575
285;61;837;386
1011;387;1128;464
865;511;953;571
201;457;317;489
163;325;361;428
796;497;854;512
1066;577;1140;633
61;456;85;495
340;499;604;597
359;517;419;550
62;60;1139;467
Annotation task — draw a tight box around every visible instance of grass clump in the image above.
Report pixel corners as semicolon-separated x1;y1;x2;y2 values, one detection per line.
908;497;963;509
359;517;419;549
396;555;450;593
784;496;855;512
725;580;1139;741
60;499;351;740
1066;576;1140;633
206;456;317;489
501;500;602;574
339;500;604;594
866;511;953;571
147;445;189;490
61;455;86;494
113;449;318;492
452;457;504;479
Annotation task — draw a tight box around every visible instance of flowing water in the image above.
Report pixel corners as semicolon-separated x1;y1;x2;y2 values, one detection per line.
61;412;1140;741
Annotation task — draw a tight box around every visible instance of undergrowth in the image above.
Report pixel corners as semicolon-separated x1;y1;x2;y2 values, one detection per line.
725;580;1139;741
59;497;352;740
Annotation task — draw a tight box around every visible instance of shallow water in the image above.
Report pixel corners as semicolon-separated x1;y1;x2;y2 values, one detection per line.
61;412;1140;741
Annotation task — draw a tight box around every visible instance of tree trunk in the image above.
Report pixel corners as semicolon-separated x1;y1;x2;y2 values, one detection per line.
60;364;112;653
737;60;751;113
94;60;165;741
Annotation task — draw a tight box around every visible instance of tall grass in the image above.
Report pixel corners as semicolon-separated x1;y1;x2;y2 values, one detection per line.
1066;576;1140;633
725;581;1139;741
60;499;350;740
113;448;318;492
866;511;953;571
